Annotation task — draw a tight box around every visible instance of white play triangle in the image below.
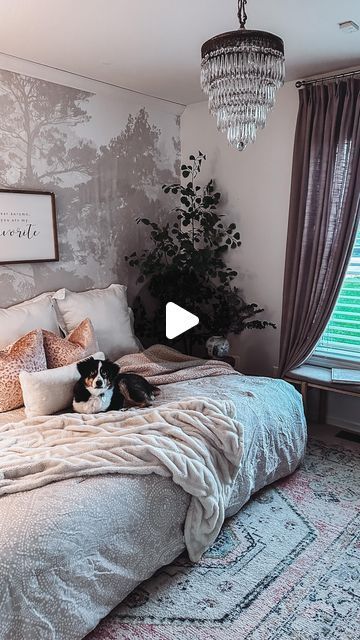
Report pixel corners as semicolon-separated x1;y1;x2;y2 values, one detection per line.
166;302;199;340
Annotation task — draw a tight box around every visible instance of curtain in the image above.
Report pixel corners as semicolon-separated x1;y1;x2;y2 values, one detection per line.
279;78;360;376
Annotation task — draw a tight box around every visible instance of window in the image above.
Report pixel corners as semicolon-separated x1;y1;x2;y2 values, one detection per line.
313;223;360;364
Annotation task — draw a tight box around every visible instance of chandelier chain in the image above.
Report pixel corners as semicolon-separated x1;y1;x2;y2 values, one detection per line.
237;0;248;29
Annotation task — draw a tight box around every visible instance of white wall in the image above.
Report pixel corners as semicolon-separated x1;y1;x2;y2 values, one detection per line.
181;82;298;375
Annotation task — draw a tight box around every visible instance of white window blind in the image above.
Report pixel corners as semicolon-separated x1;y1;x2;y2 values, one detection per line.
315;224;360;362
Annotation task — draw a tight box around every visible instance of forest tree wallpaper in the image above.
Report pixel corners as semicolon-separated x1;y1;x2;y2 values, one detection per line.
0;68;180;307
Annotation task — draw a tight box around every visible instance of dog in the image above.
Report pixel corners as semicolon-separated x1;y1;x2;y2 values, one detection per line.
73;357;160;414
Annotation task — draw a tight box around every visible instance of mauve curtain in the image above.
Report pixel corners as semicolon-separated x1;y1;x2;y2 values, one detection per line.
279;78;360;376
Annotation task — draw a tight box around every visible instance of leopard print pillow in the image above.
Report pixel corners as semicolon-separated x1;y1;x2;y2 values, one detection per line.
42;318;98;368
0;329;47;412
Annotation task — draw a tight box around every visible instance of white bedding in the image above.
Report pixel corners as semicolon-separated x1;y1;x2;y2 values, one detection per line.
0;374;306;640
1;397;244;562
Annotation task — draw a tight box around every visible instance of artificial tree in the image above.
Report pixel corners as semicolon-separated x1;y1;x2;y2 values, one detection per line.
126;152;275;352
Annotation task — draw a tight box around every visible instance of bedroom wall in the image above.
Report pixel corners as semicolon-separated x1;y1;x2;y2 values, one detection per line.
181;82;299;376
0;55;183;308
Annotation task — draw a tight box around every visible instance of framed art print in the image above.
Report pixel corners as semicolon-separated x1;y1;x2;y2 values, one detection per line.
0;189;59;264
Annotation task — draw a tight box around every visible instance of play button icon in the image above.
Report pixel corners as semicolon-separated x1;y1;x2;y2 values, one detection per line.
166;302;199;340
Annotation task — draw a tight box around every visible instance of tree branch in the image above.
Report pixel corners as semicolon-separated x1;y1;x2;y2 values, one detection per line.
36;165;90;179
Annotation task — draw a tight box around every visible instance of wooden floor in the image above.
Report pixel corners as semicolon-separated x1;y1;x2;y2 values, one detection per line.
308;422;360;441
308;422;338;435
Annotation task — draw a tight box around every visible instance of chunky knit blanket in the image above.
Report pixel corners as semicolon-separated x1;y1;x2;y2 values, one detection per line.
0;393;243;561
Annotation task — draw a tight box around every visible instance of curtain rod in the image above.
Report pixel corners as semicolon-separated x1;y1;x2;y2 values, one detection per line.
295;68;360;88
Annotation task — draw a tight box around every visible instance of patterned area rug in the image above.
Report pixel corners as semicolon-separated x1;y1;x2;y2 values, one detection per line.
87;431;360;640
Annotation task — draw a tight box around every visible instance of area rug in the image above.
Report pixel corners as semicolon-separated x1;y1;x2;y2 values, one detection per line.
87;431;360;640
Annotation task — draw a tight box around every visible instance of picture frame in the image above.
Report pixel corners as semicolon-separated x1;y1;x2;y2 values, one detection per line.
0;189;59;264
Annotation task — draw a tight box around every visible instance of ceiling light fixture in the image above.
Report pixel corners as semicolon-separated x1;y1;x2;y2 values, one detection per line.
200;0;285;151
339;20;359;33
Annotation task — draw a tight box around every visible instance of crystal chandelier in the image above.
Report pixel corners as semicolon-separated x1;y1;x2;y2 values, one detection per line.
200;0;285;151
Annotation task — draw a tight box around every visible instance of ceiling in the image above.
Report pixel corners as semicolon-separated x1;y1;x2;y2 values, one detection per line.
0;0;359;105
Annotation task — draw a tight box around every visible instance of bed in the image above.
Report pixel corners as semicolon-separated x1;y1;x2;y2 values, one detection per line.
0;369;306;640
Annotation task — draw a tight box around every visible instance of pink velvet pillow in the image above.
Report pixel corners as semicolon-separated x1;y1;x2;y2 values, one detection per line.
42;318;98;368
0;329;47;412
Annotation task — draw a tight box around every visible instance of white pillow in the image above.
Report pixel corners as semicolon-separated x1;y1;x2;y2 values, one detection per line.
19;351;105;418
128;307;143;350
0;293;60;350
52;285;140;360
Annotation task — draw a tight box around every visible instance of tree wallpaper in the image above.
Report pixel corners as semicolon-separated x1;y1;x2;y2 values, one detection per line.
0;68;180;306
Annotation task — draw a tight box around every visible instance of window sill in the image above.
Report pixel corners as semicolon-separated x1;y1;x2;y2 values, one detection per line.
307;352;360;370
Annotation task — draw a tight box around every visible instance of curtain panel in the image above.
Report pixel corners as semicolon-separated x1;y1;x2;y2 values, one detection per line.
279;78;360;376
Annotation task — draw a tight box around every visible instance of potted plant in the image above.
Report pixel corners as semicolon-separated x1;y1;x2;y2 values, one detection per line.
126;152;275;354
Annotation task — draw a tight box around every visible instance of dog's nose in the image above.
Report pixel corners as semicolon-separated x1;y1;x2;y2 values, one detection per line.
95;380;103;388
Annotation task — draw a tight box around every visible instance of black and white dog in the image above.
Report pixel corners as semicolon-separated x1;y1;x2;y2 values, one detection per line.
73;357;160;414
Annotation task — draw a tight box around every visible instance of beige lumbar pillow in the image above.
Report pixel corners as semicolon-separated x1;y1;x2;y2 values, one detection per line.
52;285;140;360
0;329;47;412
0;293;60;350
42;318;99;368
19;351;105;418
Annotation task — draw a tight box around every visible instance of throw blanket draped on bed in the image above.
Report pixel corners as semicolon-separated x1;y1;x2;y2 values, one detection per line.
0;396;243;562
116;343;241;384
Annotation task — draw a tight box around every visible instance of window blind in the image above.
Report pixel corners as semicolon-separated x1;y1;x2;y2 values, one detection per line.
315;224;360;362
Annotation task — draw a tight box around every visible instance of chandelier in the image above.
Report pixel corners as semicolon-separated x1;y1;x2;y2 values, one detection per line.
200;0;285;151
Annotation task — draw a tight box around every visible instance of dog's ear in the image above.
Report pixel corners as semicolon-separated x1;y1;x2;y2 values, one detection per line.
103;359;120;381
77;357;95;377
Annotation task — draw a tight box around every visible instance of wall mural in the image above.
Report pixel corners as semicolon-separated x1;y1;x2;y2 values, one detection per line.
0;68;180;307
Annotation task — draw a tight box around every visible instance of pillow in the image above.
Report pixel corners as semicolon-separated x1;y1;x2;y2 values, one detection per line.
128;307;143;351
19;351;105;418
52;285;140;360
0;329;47;412
42;318;98;368
0;292;60;350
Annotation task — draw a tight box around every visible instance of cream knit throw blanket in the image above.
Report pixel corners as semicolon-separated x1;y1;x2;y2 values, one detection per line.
0;395;243;561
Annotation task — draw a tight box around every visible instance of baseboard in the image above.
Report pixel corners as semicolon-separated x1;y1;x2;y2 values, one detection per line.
326;415;360;434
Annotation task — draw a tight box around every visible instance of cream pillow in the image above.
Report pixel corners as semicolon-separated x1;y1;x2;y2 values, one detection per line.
19;351;105;418
0;292;60;350
52;285;140;360
128;307;143;350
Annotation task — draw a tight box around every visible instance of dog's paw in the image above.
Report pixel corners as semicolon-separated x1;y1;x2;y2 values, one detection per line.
73;396;104;414
89;396;103;413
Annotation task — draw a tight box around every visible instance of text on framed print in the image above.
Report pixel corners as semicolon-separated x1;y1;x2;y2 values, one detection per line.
0;189;59;264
